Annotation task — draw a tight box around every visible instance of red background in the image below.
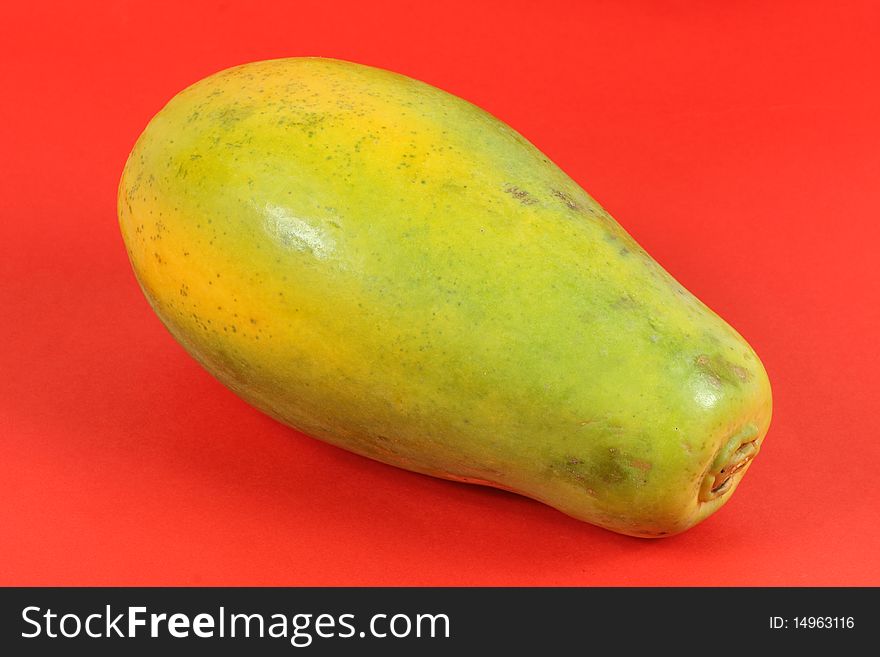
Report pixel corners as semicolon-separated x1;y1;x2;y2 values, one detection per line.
2;1;878;586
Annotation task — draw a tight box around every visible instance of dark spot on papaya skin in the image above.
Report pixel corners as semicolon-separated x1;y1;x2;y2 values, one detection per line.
555;446;648;490
731;365;750;382
599;449;627;484
695;354;752;386
696;361;723;389
503;184;538;205
550;188;579;211
629;458;652;473
614;293;640;310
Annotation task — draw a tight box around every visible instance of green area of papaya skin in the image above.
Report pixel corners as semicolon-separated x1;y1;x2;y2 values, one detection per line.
118;58;772;537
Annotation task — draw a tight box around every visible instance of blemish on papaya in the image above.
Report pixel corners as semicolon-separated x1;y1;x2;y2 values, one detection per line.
614;293;640;310
731;365;751;382
629;458;652;472
503;184;538;205
695;353;752;386
550;189;579;211
598;458;627;485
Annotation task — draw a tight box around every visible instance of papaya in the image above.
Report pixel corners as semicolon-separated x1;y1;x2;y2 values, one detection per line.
118;58;772;537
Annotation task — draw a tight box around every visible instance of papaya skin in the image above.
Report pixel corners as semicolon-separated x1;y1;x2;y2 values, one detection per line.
118;58;772;537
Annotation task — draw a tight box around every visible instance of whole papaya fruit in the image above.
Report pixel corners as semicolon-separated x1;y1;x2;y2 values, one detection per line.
118;58;772;537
